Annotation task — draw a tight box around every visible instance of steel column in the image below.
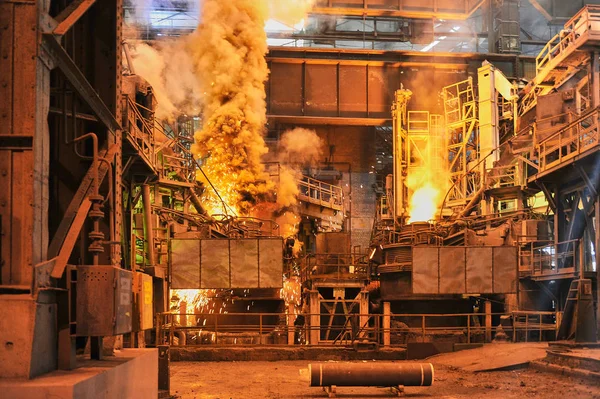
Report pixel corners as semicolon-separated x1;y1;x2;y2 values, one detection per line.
142;184;156;267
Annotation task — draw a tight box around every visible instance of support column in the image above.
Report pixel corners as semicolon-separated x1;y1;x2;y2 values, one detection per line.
309;290;320;345
484;300;492;343
383;302;391;347
593;51;600;108
142;184;156;267
359;289;369;337
596;199;600;341
287;303;295;345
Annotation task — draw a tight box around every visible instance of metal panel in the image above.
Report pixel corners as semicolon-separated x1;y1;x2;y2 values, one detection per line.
466;247;493;294
132;272;154;331
339;65;367;117
493;246;518;293
0;4;13;133
76;266;132;336
412;247;439;294
306;64;338;116
258;238;283;288
439;247;466;294
201;239;230;288
170;239;200;289
170;238;284;289
230;239;259;288
269;62;303;115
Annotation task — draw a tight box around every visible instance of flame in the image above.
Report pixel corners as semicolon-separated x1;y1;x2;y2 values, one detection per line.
407;183;440;223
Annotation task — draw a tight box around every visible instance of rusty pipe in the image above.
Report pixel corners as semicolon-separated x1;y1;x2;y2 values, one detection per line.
73;133;99;196
309;362;434;387
97;158;115;255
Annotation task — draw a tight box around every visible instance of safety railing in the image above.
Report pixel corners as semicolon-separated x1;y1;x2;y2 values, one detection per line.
520;6;600;117
535;27;577;77
443;78;476;125
208;215;281;238
487;164;519;188
518;239;579;277
122;95;156;169
536;5;600;75
300;253;370;282
536;108;600;173
297;176;343;211
533;111;576;145
156;311;561;347
407;111;429;133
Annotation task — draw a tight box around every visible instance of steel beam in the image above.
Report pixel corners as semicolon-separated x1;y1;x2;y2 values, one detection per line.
53;0;96;36
51;198;92;278
266;47;535;124
309;0;484;20
537;182;557;212
41;35;121;134
528;0;552;21
268;115;390;126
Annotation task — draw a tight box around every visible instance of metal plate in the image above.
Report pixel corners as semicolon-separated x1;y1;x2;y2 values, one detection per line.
76;266;132;336
493;246;517;293
201;240;230;288
230;239;259;288
466;247;493;294
306;64;337;116
412;247;439;294
170;239;200;289
170;238;283;289
258;238;283;288
116;269;133;335
439;247;466;294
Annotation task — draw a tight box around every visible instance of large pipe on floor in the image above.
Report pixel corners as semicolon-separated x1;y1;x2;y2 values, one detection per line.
309;363;434;387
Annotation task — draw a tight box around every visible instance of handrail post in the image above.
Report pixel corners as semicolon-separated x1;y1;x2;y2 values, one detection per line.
260;313;263;345
467;314;471;344
421;315;426;342
215;315;218;345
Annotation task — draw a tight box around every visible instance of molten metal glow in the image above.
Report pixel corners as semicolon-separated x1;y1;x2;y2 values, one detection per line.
170;289;214;326
407;183;440;223
280;277;301;316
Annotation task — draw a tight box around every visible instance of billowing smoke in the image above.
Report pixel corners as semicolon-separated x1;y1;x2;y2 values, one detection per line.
130;41;202;120
188;0;273;216
276;128;323;208
129;0;319;230
275;128;323;251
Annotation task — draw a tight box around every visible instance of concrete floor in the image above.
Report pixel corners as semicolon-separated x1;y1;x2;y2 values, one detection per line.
170;360;600;399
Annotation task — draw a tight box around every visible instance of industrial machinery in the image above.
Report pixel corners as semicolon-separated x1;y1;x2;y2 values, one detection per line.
2;2;600;397
368;5;600;345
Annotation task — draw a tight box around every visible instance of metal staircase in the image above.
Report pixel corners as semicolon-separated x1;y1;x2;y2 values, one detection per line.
519;6;600;117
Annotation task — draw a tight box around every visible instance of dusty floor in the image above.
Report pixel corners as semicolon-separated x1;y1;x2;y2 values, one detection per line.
170;360;600;399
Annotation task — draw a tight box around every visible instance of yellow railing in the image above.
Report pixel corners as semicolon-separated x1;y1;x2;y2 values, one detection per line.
518;238;579;276
536;108;600;173
297;176;343;211
300;253;370;282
